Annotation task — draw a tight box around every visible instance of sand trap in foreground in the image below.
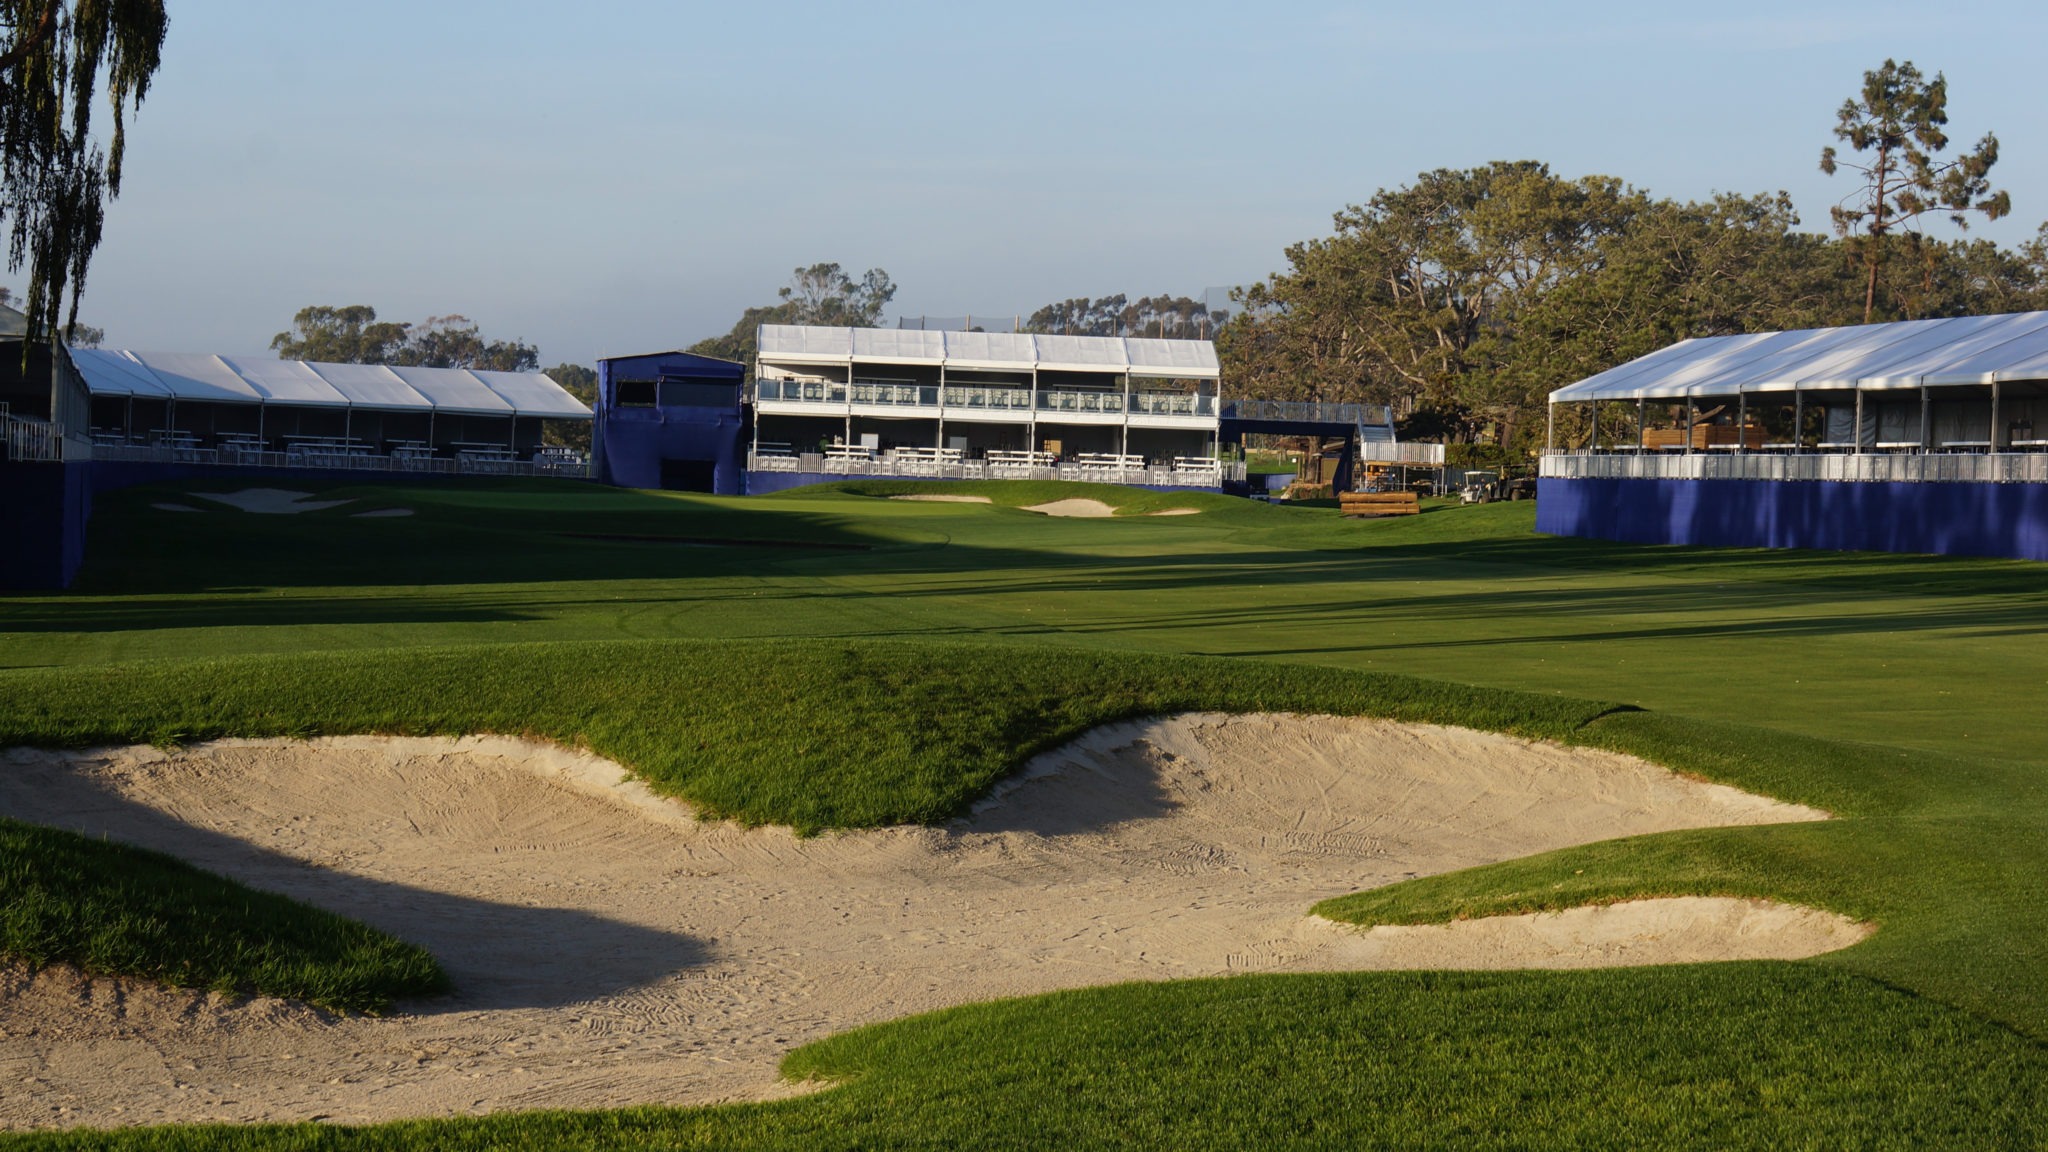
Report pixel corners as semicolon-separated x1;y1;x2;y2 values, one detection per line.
150;502;200;513
0;715;1848;1130
1025;498;1117;517
1149;508;1200;516
194;489;352;515
352;508;415;518
888;494;992;504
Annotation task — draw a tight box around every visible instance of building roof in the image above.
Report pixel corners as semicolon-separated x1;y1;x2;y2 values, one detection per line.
757;324;1220;378
1549;311;2048;403
69;350;592;419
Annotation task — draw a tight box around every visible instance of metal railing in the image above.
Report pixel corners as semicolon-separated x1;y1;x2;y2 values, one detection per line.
85;441;590;478
1037;389;1124;414
1360;441;1446;465
3;413;63;462
942;385;1033;411
1129;392;1215;416
1541;450;2048;484
747;450;1244;487
1222;399;1395;426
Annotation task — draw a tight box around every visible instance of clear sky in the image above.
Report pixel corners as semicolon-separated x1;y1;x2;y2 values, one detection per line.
67;0;2048;367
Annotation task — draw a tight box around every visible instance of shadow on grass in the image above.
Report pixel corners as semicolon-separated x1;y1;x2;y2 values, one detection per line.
0;754;705;1012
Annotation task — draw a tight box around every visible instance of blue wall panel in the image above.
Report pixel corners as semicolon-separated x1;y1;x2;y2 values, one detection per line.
0;462;89;590
1538;477;2048;560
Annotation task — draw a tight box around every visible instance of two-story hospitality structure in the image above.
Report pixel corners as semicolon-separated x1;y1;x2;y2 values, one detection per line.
745;324;1231;491
1539;310;2048;560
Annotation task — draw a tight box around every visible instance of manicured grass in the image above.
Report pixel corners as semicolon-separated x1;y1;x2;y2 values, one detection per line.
9;966;2048;1150
0;639;1609;832
9;477;2048;1146
0;819;444;1013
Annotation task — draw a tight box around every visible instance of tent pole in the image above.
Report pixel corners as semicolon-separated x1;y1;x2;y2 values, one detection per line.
1684;397;1694;456
1737;393;1747;454
1545;403;1554;453
1854;389;1864;454
1992;381;2002;452
1636;398;1644;453
1920;388;1931;452
1794;390;1804;454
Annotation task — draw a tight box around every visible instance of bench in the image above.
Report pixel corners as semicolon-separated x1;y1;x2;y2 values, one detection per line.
1340;491;1420;518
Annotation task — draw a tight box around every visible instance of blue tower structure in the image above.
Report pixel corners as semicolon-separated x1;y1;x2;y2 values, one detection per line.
593;351;747;494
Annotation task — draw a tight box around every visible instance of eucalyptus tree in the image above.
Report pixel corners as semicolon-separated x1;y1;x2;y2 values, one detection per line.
1820;58;2010;323
0;0;167;342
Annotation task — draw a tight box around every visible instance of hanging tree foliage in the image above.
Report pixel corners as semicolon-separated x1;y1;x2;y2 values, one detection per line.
0;1;167;342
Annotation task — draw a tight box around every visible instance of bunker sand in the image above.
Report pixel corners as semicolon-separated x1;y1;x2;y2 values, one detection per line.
0;716;1854;1130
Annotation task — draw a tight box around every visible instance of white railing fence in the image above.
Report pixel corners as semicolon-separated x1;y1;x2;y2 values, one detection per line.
747;450;1244;488
1542;451;2048;484
80;441;590;479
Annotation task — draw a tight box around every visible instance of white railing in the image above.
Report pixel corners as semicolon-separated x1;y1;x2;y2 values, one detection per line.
1541;451;2048;484
943;385;1034;411
3;413;65;462
85;441;589;478
1360;441;1446;465
1038;389;1125;414
746;450;1245;487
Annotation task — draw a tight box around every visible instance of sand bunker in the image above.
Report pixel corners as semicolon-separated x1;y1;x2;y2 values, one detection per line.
1148;508;1200;516
150;502;200;513
351;508;415;518
0;715;1847;1130
1311;897;1866;969
1025;498;1117;517
194;489;352;515
887;494;992;504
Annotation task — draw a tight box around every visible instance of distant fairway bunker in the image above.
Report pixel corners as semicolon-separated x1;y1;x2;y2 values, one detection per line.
0;715;1857;1130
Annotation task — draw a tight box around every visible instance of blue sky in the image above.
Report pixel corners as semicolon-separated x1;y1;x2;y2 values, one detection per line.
70;0;2048;366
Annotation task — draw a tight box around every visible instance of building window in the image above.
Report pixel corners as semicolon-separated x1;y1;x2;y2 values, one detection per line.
658;380;738;408
615;379;657;407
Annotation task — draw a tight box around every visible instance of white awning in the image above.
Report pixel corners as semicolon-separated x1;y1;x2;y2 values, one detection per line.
473;369;590;418
218;355;350;407
70;348;175;398
1550;311;2048;402
126;351;265;404
386;366;515;416
756;323;1221;377
71;350;592;419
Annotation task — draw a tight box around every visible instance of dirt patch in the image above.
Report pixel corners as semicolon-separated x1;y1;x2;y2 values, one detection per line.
888;494;992;504
0;716;1837;1130
193;489;352;515
1147;508;1201;516
1025;498;1117;517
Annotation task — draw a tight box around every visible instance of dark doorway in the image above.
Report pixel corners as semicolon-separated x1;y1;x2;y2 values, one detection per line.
659;458;716;492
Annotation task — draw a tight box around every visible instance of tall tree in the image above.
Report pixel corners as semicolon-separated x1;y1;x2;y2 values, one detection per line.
1023;293;1222;338
542;362;595;451
1821;59;2010;323
1;1;167;343
270;305;537;371
687;263;896;375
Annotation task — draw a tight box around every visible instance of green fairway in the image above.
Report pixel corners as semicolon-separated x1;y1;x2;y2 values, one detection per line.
4;476;2048;1148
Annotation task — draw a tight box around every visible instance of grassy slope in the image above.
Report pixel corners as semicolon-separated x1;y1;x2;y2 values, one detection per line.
7;478;2048;1146
0;819;444;1013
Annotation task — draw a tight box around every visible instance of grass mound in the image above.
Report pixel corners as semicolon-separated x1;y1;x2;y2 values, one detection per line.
0;818;445;1013
0;638;1609;834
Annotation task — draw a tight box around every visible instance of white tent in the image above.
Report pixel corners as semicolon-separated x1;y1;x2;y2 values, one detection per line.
757;324;1219;378
1550;311;2048;403
71;352;590;419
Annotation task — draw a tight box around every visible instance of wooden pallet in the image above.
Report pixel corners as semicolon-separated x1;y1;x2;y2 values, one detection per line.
1340;491;1420;517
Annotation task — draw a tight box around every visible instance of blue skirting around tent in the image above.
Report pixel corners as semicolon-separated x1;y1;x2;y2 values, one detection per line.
1537;477;2048;560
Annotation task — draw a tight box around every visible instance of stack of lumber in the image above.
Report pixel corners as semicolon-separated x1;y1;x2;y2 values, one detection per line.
1340;491;1420;518
1640;424;1768;450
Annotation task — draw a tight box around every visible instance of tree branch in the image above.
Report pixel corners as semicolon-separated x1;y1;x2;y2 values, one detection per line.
0;0;62;71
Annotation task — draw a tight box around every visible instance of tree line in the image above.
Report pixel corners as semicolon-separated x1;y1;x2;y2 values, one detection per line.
1218;59;2036;449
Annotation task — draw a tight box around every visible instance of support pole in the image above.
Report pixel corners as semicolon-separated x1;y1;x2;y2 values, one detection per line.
1737;393;1748;454
1920;388;1931;451
1854;388;1864;454
1684;397;1695;456
1794;390;1804;453
1992;381;2002;451
1545;403;1555;453
1636;398;1645;453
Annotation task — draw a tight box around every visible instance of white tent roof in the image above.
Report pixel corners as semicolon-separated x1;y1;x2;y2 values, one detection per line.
68;349;174;398
70;351;591;418
386;365;514;416
757;324;1219;378
1551;311;2048;402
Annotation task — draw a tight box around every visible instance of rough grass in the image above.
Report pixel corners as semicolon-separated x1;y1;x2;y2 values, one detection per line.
0;638;1610;833
8;966;2048;1150
0;819;444;1013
